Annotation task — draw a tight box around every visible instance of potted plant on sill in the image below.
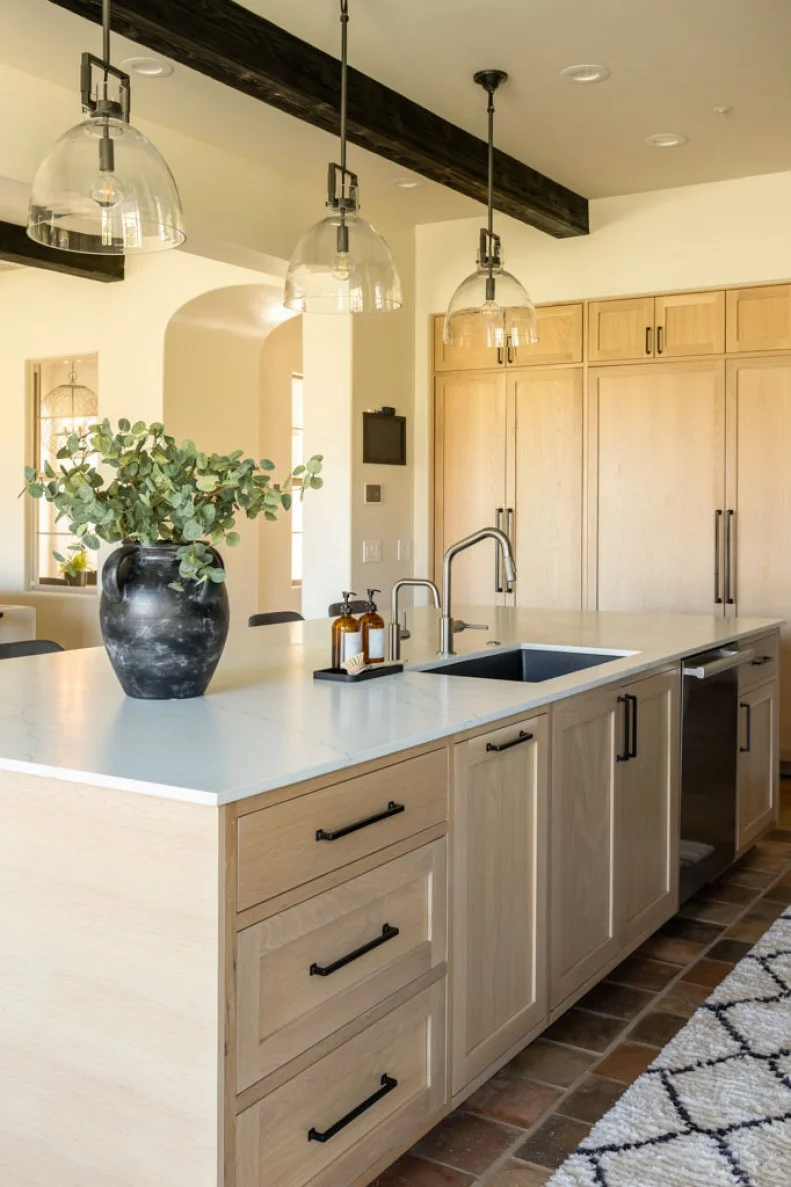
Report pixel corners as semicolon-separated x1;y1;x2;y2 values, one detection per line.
57;541;94;587
23;418;323;700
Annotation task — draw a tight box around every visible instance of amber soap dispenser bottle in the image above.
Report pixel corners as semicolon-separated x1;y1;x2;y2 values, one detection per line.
360;589;386;664
332;592;363;669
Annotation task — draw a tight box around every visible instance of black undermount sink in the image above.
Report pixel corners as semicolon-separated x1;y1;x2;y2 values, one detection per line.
420;646;631;684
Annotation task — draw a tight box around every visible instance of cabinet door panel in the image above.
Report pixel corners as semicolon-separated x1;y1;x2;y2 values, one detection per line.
510;369;583;610
550;690;618;1009
588;297;655;362
737;682;779;853
452;716;548;1093
589;362;726;614
728;358;791;757
433;313;503;371
512;304;583;366
655;291;725;357
726;285;791;353
617;671;679;947
434;372;508;603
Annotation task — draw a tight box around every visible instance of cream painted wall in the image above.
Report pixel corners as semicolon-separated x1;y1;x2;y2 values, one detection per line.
414;169;791;577
0;252;285;647
258;317;303;618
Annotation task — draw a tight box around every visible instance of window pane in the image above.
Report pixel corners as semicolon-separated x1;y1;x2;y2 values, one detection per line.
291;374;304;430
291;531;303;585
291;492;304;533
291;428;303;470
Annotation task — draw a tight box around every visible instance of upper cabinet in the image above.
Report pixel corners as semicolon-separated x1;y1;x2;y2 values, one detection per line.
510;303;583;367
433;314;502;372
588;297;655;362
655;291;725;357
726;285;791;353
588;293;725;363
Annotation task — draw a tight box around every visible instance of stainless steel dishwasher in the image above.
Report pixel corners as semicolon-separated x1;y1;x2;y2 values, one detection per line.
679;647;753;904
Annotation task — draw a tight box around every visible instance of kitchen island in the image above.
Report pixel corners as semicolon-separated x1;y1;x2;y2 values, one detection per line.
0;607;781;1187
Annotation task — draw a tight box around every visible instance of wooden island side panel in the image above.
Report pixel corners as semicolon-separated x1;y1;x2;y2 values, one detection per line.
0;773;224;1187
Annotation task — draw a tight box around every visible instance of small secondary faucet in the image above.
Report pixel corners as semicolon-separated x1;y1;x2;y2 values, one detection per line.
389;579;441;662
440;528;517;657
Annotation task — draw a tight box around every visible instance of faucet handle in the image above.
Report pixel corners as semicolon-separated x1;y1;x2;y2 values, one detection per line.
452;620;489;634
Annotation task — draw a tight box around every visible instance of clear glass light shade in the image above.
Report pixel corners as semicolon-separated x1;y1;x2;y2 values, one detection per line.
27;115;186;255
284;212;403;314
444;265;538;349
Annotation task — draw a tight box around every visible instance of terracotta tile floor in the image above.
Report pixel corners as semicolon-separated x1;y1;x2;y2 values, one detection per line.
374;786;791;1187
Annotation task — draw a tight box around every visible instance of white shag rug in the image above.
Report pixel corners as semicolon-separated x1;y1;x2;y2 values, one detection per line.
549;909;791;1186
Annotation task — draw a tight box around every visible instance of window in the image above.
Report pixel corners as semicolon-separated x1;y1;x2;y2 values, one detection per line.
30;356;99;589
291;373;304;587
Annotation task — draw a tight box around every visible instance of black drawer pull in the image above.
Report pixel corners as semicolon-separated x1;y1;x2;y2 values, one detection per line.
315;801;405;842
486;730;533;753
310;924;400;977
308;1073;398;1143
751;655;774;666
740;701;752;753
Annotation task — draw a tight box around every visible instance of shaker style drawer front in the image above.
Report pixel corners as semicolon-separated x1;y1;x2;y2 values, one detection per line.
235;980;446;1187
739;632;780;692
237;749;449;911
236;841;447;1090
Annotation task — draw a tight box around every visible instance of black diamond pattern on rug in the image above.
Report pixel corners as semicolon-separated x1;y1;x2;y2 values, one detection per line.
549;910;791;1186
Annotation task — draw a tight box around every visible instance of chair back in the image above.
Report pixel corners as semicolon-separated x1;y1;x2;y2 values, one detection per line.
248;611;305;627
0;639;64;660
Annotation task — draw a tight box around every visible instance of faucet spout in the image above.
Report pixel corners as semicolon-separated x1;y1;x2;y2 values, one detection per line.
440;526;516;657
389;578;441;662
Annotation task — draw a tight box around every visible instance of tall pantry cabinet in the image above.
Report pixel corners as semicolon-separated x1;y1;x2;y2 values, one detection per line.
432;282;791;757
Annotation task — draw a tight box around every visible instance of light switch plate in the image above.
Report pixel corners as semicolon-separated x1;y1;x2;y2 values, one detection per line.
364;483;383;504
397;539;412;561
363;540;383;564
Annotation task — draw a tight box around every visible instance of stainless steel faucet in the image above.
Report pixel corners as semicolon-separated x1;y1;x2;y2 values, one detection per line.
440;528;517;656
389;579;441;661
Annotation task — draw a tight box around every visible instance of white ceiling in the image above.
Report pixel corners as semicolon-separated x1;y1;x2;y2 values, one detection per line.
1;0;790;222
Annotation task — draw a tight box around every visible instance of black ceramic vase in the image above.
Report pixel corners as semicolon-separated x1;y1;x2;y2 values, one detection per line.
99;542;229;699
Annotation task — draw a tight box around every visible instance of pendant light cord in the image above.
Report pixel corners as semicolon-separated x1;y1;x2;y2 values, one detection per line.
486;84;496;296
339;0;349;176
102;0;111;98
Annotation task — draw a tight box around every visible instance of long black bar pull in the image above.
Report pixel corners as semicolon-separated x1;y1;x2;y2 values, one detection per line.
486;730;533;753
316;801;405;842
310;924;400;977
740;702;752;753
308;1074;398;1143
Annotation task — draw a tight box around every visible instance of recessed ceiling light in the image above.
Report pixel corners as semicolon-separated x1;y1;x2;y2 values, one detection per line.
121;56;174;78
645;132;688;148
391;177;424;189
559;64;611;84
713;105;733;117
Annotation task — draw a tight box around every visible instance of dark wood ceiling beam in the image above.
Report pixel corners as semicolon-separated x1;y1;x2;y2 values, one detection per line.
46;0;589;239
0;220;125;282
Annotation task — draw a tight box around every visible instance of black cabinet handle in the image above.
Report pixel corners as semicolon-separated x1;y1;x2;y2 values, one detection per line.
725;509;735;605
657;325;664;355
714;509;723;604
497;346;504;365
308;1074;398;1143
315;801;404;842
506;335;515;365
752;655;773;666
494;508;505;592
740;701;752;753
309;924;400;977
616;694;637;762
645;326;653;355
486;730;534;753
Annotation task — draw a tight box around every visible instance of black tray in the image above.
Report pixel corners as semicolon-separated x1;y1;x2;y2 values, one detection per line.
313;663;404;683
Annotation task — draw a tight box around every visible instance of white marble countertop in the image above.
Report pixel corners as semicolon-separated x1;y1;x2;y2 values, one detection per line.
0;607;780;806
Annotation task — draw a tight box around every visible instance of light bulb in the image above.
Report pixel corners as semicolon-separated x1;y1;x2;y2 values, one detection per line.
332;251;352;281
89;172;126;209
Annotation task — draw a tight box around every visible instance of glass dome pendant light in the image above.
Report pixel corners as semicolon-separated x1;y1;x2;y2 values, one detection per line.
443;71;537;351
27;0;185;255
283;0;402;314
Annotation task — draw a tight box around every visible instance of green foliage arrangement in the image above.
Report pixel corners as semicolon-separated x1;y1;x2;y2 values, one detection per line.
23;418;323;588
57;541;93;579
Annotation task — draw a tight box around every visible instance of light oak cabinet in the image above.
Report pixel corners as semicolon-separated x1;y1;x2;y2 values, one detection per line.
726;285;791;353
550;669;679;1009
727;357;791;756
433;370;508;605
434;368;583;609
737;680;779;854
511;303;583;366
588;293;724;362
451;715;548;1094
588;361;726;614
